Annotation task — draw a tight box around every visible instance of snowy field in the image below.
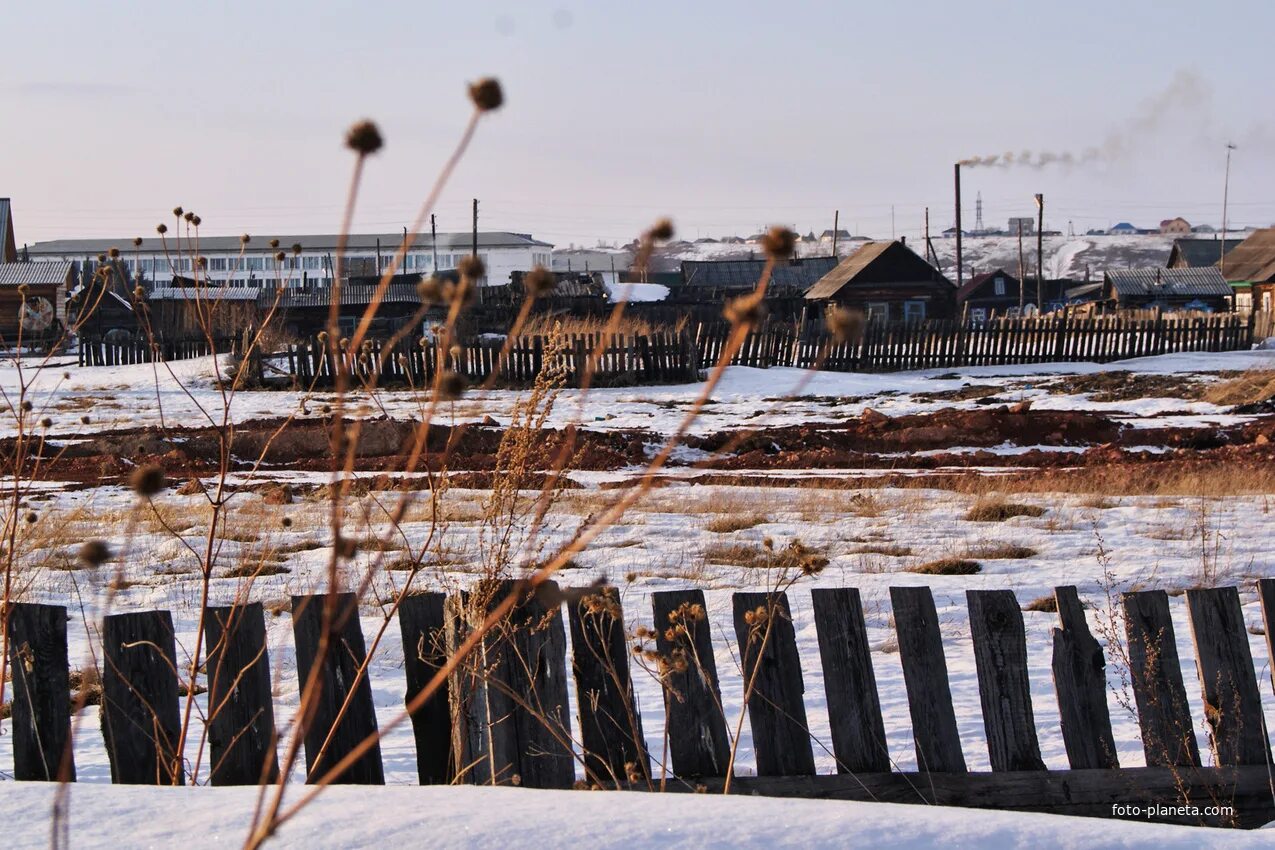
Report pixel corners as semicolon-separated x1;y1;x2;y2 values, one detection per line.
1;348;1274;846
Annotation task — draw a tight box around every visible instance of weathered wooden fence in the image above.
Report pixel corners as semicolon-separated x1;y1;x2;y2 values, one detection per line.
77;336;236;367
7;579;1275;826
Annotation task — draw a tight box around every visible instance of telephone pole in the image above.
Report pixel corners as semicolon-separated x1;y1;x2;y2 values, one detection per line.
471;199;479;261
430;214;438;270
832;209;840;257
1222;143;1236;274
1017;219;1026;311
1034;193;1044;311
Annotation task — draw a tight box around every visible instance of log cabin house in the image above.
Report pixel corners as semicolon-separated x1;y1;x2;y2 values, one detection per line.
803;240;956;321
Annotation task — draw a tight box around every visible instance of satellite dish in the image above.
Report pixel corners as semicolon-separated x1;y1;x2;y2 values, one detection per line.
19;297;55;333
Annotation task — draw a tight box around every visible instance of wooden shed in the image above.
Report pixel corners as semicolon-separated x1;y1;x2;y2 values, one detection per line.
1220;228;1275;314
0;261;72;344
1103;267;1234;312
803;240;956;321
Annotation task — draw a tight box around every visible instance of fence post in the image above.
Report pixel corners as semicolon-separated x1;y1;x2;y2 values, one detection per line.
890;586;967;773
397;592;454;785
567;587;651;786
967;590;1046;771
203;602;280;785
1050;585;1119;769
731;591;815;776
1122;590;1201;767
101;611;184;785
291;593;385;784
5;602;76;781
810;587;890;773
652;589;731;777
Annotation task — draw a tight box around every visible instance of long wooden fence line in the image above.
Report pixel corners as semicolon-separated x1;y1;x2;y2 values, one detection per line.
266;330;700;389
77;336;236;367
6;580;1275;826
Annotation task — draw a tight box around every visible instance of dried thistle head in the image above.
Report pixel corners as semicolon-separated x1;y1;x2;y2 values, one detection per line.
78;540;112;568
825;306;865;344
345;119;384;155
108;247;121;259
522;266;556;297
172;206;183;217
468;78;504;112
274;251;286;262
760;226;796;260
292;243;303;256
241;233;251;244
269;238;280;249
724;290;766;325
183;211;194;223
458;255;485;280
129;463;166;497
132;237;143;247
646;218;675;243
416;276;443;303
156;223;168;235
438;371;468;401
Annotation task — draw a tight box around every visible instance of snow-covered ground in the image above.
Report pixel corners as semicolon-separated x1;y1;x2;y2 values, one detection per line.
1;347;1273;845
3;784;1267;850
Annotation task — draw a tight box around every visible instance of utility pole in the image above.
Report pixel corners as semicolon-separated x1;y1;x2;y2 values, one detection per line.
430;214;438;270
1222;142;1236;274
891;205;896;241
471;199;478;261
1034;193;1044;311
832;210;840;258
954;163;964;289
1017;219;1026;311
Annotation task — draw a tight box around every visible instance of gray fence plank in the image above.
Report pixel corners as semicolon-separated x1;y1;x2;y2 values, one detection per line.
6;602;75;781
1184;587;1271;766
100;611;184;785
652;589;731;777
810;587;890;773
1122;590;1200;768
967;590;1045;771
397;592;454;785
732;592;815;776
890;586;967;773
203;603;279;785
1050;586;1118;769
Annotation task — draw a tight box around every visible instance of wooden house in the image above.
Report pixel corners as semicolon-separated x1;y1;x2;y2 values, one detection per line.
0;261;72;343
70;260;140;340
803;240;956;321
1166;238;1242;269
1219;228;1275;314
1103;267;1234;312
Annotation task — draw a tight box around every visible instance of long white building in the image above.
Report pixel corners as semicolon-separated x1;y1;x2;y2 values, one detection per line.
24;231;553;288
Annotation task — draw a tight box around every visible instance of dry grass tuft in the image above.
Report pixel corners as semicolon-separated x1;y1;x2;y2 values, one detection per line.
966;499;1045;522
705;514;768;533
849;543;913;556
1201;369;1275;407
909;558;981;575
1024;594;1058;613
965;542;1038;560
225;563;290;578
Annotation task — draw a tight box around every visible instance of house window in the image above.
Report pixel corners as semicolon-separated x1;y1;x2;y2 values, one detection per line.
993;276;1006;296
904;300;926;321
865;302;889;321
970;307;988;323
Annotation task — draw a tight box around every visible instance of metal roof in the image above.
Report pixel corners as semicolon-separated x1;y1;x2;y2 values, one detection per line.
0;261;73;286
1168;237;1242;269
25;230;553;256
1219;228;1275;282
804;241;952;300
680;256;839;290
143;281;427;308
1105;267;1233;298
146;285;263;302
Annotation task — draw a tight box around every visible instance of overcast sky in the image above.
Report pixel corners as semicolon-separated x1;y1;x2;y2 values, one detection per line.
5;0;1274;247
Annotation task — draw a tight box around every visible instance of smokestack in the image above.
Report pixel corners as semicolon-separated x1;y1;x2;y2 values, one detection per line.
954;163;964;288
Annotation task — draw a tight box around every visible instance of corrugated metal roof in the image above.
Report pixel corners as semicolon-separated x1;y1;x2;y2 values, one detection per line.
0;261;73;286
1168;238;1241;269
274;283;424;308
1105;267;1233;297
1219;228;1275;282
680;256;838;290
146;285;263;301
25;231;552;256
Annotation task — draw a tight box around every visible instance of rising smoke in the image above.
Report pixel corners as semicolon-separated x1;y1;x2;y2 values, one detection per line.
959;69;1211;169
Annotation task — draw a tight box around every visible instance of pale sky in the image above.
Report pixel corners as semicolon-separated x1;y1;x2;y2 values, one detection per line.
5;0;1274;248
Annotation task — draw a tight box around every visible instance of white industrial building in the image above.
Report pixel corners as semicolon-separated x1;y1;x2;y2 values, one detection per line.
24;231;553;288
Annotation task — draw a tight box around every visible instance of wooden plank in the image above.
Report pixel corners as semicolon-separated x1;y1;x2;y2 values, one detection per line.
967;590;1045;771
890;586;967;773
100;611;184;785
651;589;731;777
1184;587;1271;766
5;602;75;781
810;587;890;773
459;581;576;789
1260;579;1275;694
397;592;454;785
1122;590;1200;767
732;592;815;776
291;593;384;784
203;603;279;785
1050;586;1118;769
567;587;651;786
648;765;1273;827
